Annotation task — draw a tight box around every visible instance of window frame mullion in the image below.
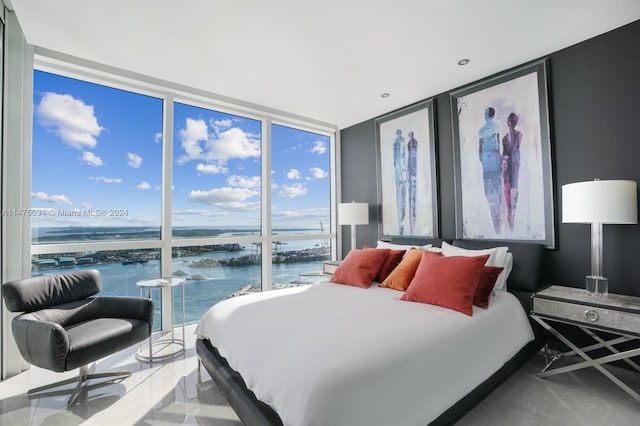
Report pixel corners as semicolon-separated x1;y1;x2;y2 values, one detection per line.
261;117;272;291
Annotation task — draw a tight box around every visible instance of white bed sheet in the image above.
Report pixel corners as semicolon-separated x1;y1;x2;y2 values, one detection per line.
196;282;534;426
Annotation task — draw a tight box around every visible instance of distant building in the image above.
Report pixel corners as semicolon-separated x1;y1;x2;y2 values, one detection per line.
35;259;58;268
58;257;76;267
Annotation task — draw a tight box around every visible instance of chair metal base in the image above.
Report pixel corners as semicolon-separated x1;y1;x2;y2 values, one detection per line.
27;364;132;409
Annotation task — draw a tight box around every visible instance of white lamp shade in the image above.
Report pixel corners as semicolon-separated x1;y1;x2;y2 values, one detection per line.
562;180;638;224
338;202;369;225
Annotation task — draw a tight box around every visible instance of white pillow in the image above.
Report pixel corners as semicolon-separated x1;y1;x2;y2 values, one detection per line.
500;252;513;291
376;240;432;253
440;241;511;291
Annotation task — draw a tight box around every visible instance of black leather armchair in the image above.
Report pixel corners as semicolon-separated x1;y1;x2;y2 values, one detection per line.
2;269;153;408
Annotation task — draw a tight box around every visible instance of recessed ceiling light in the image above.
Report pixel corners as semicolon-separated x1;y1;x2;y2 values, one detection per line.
381;93;390;98
457;58;470;66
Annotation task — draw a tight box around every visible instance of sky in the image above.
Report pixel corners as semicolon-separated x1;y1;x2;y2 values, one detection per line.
31;70;331;233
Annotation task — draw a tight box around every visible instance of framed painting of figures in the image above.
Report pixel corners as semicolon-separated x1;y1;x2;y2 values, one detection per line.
376;99;438;239
450;59;554;248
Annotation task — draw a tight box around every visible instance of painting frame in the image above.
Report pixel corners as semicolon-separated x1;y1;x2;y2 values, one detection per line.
450;59;555;248
375;99;438;240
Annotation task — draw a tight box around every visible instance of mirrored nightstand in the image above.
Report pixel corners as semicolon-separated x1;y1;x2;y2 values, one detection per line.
531;285;640;403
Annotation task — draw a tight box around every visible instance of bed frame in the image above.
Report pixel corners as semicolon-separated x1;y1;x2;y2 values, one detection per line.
196;239;548;426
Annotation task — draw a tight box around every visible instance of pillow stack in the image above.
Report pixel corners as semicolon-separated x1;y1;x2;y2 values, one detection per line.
329;241;512;316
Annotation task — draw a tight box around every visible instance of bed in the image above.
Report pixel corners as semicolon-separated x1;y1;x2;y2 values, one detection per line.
196;239;547;425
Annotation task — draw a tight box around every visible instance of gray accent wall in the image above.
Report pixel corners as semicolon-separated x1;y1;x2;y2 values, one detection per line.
340;20;640;296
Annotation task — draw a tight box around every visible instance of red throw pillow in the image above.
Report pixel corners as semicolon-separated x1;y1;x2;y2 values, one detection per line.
364;246;406;282
401;254;490;316
473;266;504;309
330;249;390;288
380;249;437;291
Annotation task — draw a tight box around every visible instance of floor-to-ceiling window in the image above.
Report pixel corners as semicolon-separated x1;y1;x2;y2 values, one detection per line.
30;70;164;328
171;101;263;319
29;65;336;328
270;123;331;285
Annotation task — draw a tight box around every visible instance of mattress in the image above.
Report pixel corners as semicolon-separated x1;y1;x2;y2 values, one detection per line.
196;282;534;426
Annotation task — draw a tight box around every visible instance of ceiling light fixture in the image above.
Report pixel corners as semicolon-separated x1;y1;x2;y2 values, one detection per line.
380;93;390;98
457;58;470;66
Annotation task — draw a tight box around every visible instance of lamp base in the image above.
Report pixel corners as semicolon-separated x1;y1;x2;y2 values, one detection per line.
586;275;608;296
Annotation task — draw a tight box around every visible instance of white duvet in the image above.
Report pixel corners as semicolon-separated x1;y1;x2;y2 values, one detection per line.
196;282;534;426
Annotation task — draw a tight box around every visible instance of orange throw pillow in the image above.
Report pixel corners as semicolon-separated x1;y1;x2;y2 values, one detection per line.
473;266;504;309
380;249;434;291
364;246;406;282
401;254;490;316
330;249;390;288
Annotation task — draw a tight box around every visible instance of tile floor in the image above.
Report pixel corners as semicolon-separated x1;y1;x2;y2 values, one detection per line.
1;324;640;425
0;324;241;426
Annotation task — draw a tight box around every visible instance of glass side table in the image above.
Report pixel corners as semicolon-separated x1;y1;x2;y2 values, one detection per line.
136;277;186;362
322;261;341;275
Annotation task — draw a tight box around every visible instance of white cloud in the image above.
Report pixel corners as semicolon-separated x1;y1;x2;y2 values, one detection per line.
177;118;260;165
81;202;93;209
215;201;261;210
270;208;330;229
90;176;122;184
196;162;228;174
309;167;328;179
188;187;258;207
228;175;261;188
287;169;301;179
82;151;103;166
137;181;151;190
127;152;143;168
31;191;73;205
272;207;330;221
206;127;261;161
177;118;208;163
172;208;229;217
36;92;103;150
310;140;327;155
155;132;163;143
278;183;307;198
211;118;233;131
284;143;304;153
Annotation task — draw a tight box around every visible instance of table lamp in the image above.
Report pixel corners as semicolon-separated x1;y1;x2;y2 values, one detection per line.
562;179;637;296
338;202;369;251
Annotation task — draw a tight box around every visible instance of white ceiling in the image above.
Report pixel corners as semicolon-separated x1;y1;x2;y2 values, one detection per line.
8;0;640;129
